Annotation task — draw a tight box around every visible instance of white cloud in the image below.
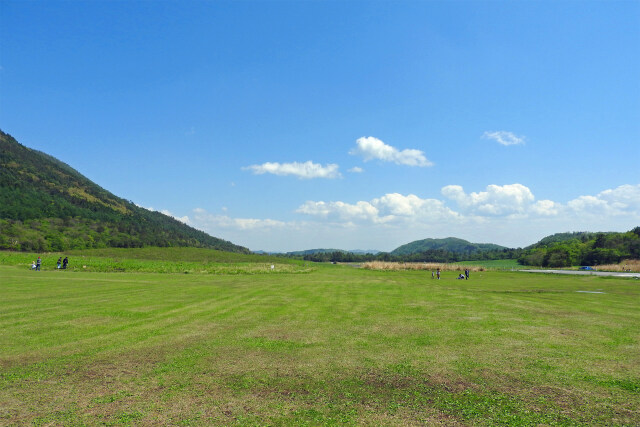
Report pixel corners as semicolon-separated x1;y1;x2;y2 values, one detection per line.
566;195;609;215
243;161;341;179
192;208;288;230
595;184;640;211
373;193;459;221
296;200;380;222
567;184;640;216
482;131;525;146
442;183;535;215
530;200;560;216
350;136;433;167
297;193;459;224
200;183;638;237
440;182;640;221
348;166;364;173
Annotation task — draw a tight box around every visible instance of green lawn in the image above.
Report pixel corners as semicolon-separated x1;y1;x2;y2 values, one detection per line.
1;261;638;425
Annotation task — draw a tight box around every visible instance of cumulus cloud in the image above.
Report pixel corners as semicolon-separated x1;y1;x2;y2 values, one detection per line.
566;196;609;215
530;200;560;216
348;166;364;173
350;136;433;167
441;183;535;215
595;184;640;211
296;200;380;222
440;182;640;220
373;193;458;221
243;161;341;179
567;184;640;216
482;131;525;146
297;193;459;224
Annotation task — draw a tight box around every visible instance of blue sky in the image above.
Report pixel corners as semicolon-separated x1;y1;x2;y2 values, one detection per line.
1;1;639;252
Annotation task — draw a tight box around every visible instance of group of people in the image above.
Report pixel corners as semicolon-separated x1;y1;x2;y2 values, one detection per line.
457;269;471;280
432;268;471;280
31;256;69;270
58;256;69;269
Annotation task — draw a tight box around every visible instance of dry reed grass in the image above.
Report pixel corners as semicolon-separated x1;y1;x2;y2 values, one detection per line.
596;259;640;272
361;262;484;272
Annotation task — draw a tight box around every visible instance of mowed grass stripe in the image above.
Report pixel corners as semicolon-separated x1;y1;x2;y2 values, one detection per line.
2;273;289;358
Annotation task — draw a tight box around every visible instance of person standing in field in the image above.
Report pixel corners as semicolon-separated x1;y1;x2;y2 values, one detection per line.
36;257;41;271
57;257;62;269
436;268;440;279
465;269;469;280
62;257;68;269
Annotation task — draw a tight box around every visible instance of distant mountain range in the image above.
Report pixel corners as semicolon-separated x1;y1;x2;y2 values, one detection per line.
0;130;249;253
262;235;603;257
252;232;639;261
259;239;507;257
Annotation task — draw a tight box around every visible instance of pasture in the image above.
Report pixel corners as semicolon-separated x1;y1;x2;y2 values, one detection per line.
0;251;639;425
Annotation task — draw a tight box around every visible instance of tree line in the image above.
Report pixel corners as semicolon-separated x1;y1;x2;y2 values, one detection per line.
517;228;640;267
300;247;523;263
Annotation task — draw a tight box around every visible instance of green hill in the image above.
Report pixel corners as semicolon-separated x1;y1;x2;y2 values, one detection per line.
0;130;249;253
391;237;508;256
525;231;606;249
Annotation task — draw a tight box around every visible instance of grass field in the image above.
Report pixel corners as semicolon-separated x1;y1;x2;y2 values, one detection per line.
1;251;639;425
0;248;310;275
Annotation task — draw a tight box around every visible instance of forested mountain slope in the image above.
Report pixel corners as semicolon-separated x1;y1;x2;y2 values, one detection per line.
0;130;249;253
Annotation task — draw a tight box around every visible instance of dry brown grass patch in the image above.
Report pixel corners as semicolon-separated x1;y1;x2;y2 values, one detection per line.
597;259;640;272
362;262;484;272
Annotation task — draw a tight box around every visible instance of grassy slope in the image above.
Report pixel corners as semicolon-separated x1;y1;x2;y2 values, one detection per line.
1;265;638;425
